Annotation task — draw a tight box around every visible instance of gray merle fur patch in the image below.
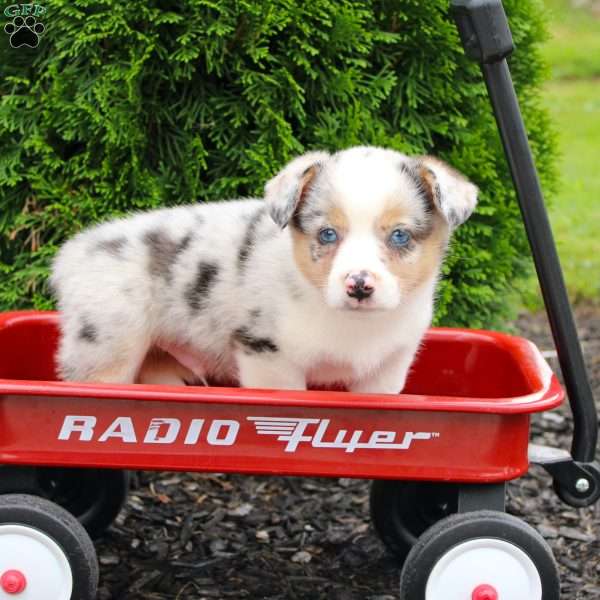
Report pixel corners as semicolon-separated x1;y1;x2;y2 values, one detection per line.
269;201;293;230
233;327;278;354
78;319;98;343
398;162;432;211
238;207;266;272
95;236;127;258
185;261;219;311
143;229;193;282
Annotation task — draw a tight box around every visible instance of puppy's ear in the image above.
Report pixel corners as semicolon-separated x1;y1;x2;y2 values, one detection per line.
264;151;330;229
417;156;478;229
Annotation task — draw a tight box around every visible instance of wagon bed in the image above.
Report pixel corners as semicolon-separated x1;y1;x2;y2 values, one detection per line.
0;311;563;483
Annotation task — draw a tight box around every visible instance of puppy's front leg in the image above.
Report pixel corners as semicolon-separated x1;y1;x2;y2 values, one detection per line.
235;351;306;391
349;349;417;396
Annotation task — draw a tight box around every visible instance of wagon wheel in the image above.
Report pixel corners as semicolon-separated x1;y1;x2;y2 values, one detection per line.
369;480;458;562
399;510;560;600
0;494;98;600
0;466;130;539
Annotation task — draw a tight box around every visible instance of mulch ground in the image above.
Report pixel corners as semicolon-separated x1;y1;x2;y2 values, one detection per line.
95;304;600;600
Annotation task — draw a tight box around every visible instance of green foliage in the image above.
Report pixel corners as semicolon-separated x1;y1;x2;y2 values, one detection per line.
0;0;556;327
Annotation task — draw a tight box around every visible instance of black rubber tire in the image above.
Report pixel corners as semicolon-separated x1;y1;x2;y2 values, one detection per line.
0;466;130;539
399;510;560;600
369;480;458;562
0;493;99;600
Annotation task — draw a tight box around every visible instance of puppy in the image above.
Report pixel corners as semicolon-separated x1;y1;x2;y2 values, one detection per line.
51;146;477;393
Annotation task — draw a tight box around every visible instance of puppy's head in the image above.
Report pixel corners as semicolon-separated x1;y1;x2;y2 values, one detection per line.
265;146;478;311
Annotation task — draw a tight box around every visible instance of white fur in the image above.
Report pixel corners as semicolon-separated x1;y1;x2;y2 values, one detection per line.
51;146;477;393
324;151;403;309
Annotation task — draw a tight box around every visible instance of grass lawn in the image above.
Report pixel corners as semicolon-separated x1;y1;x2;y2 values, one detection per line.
541;79;600;302
541;0;600;80
522;0;600;306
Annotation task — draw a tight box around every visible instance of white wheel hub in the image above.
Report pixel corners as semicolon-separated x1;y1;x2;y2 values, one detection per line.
425;537;542;600
0;524;73;600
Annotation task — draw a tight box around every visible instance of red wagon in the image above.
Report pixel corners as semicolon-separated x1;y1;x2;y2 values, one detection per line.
0;312;564;480
0;311;566;599
0;2;598;600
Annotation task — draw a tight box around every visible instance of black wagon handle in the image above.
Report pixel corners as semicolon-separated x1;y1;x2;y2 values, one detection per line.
450;0;600;505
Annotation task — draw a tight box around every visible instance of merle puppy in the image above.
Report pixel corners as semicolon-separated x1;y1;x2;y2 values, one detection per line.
51;146;477;392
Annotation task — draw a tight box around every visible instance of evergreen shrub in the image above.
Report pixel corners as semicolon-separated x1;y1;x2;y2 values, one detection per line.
0;0;555;327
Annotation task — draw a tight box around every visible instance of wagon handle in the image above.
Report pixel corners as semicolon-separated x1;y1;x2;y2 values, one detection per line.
450;0;600;506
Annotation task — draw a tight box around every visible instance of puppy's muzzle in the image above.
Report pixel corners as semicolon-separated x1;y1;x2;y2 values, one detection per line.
345;271;375;301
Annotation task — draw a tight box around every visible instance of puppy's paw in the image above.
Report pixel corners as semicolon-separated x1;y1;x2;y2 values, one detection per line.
235;350;306;391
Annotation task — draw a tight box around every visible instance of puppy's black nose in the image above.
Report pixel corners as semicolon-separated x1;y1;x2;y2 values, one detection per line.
346;274;374;300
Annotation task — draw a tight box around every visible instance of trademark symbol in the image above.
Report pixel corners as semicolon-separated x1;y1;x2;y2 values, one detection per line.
431;432;441;438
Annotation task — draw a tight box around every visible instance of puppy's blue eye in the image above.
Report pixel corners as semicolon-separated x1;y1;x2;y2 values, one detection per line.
389;229;411;247
318;228;338;244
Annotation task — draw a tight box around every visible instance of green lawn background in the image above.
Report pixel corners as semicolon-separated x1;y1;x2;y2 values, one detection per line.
532;0;600;305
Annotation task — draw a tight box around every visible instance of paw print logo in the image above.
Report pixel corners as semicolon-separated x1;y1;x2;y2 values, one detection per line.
4;15;45;48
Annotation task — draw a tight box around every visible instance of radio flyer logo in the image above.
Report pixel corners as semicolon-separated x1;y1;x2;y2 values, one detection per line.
57;414;440;454
4;4;45;48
